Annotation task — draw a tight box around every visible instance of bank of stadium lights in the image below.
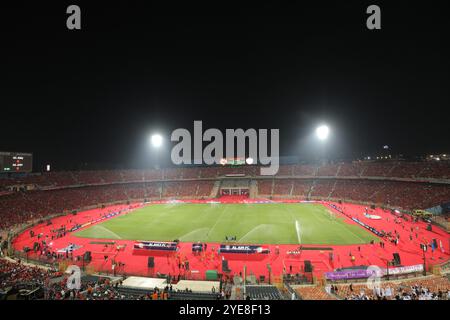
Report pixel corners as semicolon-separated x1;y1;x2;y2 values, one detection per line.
315;125;330;141
428;154;448;161
374;154;392;160
150;134;163;148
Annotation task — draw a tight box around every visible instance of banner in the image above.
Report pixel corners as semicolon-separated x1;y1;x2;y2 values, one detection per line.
219;244;270;254
56;243;82;253
351;217;384;237
325;264;424;280
77;210;124;230
386;264;423;275
325;269;379;280
133;241;178;252
364;213;381;220
69;225;82;232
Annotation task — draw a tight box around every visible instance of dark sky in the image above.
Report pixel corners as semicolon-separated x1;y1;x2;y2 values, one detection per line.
1;1;449;170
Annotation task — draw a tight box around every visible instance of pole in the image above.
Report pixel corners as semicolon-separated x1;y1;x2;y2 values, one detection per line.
243;265;247;299
386;261;389;280
422;246;426;276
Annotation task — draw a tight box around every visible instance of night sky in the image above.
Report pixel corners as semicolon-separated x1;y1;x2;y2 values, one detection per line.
1;1;449;171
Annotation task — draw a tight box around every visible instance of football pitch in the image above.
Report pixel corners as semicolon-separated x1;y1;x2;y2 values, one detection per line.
74;203;379;245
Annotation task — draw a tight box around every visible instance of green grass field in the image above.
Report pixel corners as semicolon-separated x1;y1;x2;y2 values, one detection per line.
74;203;379;245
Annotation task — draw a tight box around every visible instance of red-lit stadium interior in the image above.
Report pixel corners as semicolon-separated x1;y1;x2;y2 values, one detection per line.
1;161;450;300
10;200;450;278
1;162;450;231
2;0;450;308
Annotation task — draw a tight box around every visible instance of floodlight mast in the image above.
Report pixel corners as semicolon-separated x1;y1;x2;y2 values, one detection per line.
151;134;163;148
316;125;329;141
315;125;330;165
149;133;163;170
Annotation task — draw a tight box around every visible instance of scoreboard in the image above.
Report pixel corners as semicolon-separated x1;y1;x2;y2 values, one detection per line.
219;157;247;166
0;152;33;173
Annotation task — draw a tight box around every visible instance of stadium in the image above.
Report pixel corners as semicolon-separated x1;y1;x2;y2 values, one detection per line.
1;1;450;309
1;162;450;300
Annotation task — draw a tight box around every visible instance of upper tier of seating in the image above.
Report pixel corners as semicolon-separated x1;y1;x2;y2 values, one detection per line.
258;179;450;211
1;161;449;190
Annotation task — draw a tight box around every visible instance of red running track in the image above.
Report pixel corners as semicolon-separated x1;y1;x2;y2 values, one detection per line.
12;200;450;280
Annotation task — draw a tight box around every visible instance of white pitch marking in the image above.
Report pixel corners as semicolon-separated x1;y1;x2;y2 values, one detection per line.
207;205;228;238
178;228;210;241
96;225;122;239
238;224;272;242
295;220;302;244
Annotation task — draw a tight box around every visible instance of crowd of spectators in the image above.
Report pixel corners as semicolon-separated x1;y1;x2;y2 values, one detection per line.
2;257;449;301
44;275;123;300
295;285;337;300
295;276;450;300
0;258;60;293
1;178;448;232
0;161;449;191
338;276;450;300
0;181;214;231
0;162;449;236
259;179;450;211
258;180;273;195
0;258;128;300
0;258;226;300
0;162;448;301
273;179;294;195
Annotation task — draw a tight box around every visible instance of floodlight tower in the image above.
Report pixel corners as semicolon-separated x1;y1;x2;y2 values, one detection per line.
150;133;163;169
315;125;330;164
150;134;163;148
316;125;330;141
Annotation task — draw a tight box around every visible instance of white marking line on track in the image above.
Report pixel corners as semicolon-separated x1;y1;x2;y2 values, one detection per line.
96;225;122;239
